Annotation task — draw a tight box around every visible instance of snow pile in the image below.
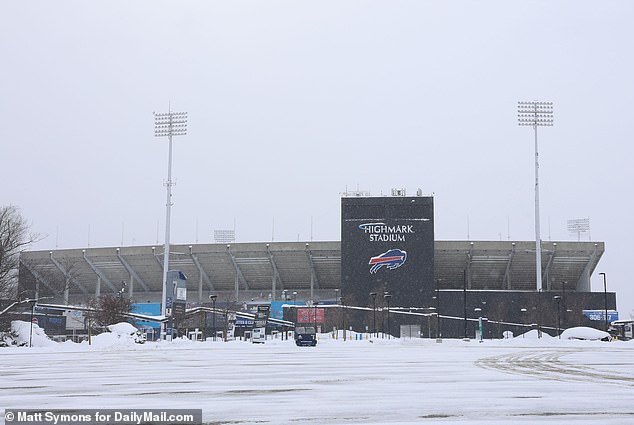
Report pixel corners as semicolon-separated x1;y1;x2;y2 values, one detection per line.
161;336;199;348
560;326;611;341
514;329;555;339
9;320;58;347
107;322;139;335
87;322;143;348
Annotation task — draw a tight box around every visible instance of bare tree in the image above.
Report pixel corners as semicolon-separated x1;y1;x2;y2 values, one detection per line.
0;206;39;299
88;295;133;329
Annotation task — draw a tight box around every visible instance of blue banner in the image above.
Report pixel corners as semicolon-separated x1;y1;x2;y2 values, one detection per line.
583;310;619;322
131;303;161;329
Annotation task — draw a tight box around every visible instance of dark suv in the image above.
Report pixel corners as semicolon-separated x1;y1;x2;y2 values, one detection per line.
294;326;317;346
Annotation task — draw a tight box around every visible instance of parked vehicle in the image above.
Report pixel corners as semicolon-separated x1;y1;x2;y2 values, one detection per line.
295;326;317;347
252;327;265;343
610;320;633;340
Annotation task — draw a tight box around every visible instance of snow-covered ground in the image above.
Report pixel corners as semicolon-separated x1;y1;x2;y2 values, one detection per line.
1;326;633;425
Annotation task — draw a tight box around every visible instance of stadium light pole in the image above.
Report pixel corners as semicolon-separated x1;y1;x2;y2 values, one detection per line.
518;101;553;292
154;108;188;339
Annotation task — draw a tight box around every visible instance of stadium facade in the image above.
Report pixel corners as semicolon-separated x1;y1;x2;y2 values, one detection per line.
17;193;616;338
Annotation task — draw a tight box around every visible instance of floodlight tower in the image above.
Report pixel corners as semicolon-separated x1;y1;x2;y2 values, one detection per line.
518;101;553;292
154;109;187;335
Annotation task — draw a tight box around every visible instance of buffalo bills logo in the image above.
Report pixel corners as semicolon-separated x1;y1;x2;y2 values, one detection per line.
369;249;407;274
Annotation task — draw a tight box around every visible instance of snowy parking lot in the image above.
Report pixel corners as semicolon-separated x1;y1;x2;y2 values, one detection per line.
1;333;634;425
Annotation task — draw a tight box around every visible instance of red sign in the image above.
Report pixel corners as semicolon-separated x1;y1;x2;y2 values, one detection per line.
297;308;325;323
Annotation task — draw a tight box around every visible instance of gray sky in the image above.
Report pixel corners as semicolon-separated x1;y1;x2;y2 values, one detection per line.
2;1;633;316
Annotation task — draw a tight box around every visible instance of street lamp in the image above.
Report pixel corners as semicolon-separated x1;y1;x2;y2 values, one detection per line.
29;300;36;347
370;292;377;338
554;296;562;338
532;305;542;338
25;296;52;348
154;108;187;339
209;294;217;341
313;300;318;331
384;293;392;339
422;307;436;338
435;279;442;341
463;269;468;340
340;297;346;341
599;272;608;332
474;308;482;342
478;301;488;340
518;100;553;292
561;280;567;328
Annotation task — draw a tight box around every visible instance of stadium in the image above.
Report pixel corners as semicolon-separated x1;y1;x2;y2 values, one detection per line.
17;193;616;340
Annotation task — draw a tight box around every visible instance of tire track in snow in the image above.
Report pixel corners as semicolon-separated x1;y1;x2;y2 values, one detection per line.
475;348;634;387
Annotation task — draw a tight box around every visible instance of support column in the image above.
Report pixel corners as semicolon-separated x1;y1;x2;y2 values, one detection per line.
267;244;283;302
189;247;214;303
504;243;515;290
82;251;116;292
50;252;89;295
305;244;320;301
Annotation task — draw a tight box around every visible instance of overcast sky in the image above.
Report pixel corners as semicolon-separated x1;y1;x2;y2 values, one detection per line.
2;1;633;315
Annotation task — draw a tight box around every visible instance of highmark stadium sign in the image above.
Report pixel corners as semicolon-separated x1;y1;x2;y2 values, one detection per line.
358;220;431;274
358;221;427;242
341;196;435;308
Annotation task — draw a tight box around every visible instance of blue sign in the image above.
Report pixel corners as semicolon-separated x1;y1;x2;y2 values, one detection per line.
269;301;287;320
131;303;162;329
583;310;619;322
235;317;254;327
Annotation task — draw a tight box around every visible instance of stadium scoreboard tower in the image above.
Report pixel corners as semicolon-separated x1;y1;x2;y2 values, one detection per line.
341;195;435;308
